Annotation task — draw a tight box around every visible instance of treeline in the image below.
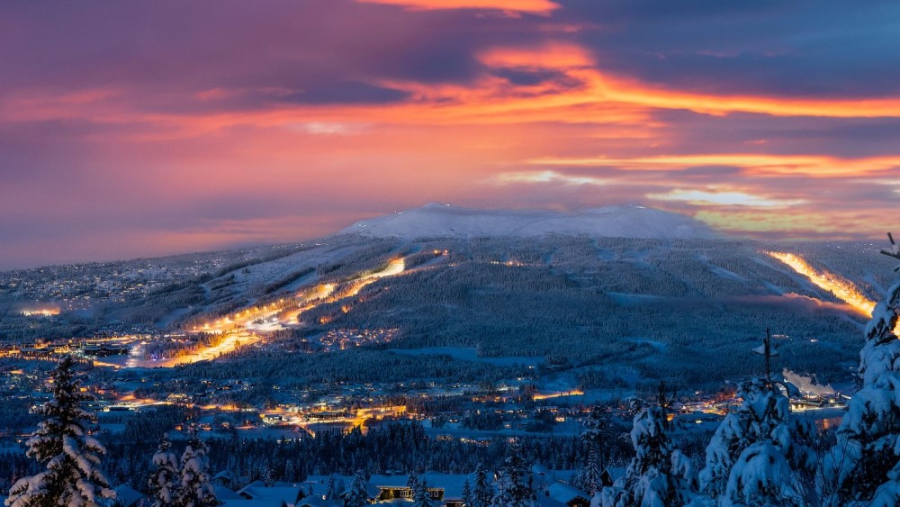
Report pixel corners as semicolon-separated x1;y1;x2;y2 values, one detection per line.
0;419;641;494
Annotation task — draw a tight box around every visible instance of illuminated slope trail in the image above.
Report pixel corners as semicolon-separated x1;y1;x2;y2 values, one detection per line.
127;257;408;367
768;252;875;316
768;252;899;334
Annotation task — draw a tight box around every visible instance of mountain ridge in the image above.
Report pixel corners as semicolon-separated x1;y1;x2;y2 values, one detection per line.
339;204;719;240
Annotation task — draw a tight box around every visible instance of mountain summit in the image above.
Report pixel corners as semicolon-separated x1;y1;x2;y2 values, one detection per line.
339;204;718;239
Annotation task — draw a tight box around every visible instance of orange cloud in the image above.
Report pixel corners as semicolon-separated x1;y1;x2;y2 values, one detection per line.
477;43;593;69
356;0;560;14
526;153;900;177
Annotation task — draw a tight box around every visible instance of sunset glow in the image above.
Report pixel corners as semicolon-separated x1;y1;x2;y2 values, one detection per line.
2;1;899;268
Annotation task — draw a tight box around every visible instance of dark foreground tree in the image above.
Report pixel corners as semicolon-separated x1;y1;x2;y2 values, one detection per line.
5;356;114;507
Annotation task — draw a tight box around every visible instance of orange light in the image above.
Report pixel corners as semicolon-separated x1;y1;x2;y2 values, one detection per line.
768;251;900;335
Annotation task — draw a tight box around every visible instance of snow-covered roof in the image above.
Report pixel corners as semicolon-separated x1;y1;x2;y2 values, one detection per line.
296;495;328;507
369;472;476;499
220;500;285;507
215;486;244;500
238;483;305;504
535;494;568;507
303;475;354;498
113;485;144;507
546;483;589;503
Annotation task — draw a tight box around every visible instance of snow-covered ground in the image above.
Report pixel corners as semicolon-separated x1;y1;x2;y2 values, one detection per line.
340;204;717;240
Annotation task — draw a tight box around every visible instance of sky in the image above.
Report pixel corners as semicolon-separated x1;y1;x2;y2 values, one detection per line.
2;0;900;269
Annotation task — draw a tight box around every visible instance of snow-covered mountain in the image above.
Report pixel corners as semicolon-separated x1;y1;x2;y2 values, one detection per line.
339;204;718;240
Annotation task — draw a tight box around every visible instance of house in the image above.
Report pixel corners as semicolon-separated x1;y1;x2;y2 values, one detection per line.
303;475;354;499
599;467;626;488
545;483;590;507
113;485;145;507
215;485;244;502
370;472;473;507
340;480;382;504
235;481;306;507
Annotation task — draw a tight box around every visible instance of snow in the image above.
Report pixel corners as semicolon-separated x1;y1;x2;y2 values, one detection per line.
339;205;718;240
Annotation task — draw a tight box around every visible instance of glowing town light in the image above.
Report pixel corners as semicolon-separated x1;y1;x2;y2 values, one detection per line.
21;307;61;317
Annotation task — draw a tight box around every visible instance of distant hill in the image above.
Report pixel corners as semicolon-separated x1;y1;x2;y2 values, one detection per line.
339;204;718;240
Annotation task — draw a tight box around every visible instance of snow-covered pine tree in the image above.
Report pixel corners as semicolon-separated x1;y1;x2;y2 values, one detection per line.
824;233;900;506
699;375;816;506
148;433;179;507
474;463;494;507
491;440;535;507
5;356;115;507
175;424;218;507
344;469;370;507
585;450;604;496
600;396;685;507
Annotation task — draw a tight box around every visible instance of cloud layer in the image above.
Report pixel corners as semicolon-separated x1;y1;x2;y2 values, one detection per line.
1;0;899;268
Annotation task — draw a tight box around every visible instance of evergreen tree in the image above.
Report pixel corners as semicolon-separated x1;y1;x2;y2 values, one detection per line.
284;460;296;482
413;478;432;507
175;424;218;507
473;463;494;507
491;441;534;507
344;469;370;507
462;479;473;507
407;470;420;497
583;405;613;466
5;356;114;507
577;450;603;497
325;475;339;506
699;377;815;506
824;233;900;505
148;433;179;507
600;397;685;507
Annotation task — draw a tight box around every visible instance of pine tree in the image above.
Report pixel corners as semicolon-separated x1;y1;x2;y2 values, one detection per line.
325;475;339;506
148;433;179;507
175;424;218;507
491;441;534;507
462;479;473;507
344;469;370;507
824;233;900;505
473;463;494;507
600;396;685;507
583;405;613;466
407;470;420;497
699;376;815;506
284;459;296;482
580;450;603;497
5;356;114;507
413;478;432;507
